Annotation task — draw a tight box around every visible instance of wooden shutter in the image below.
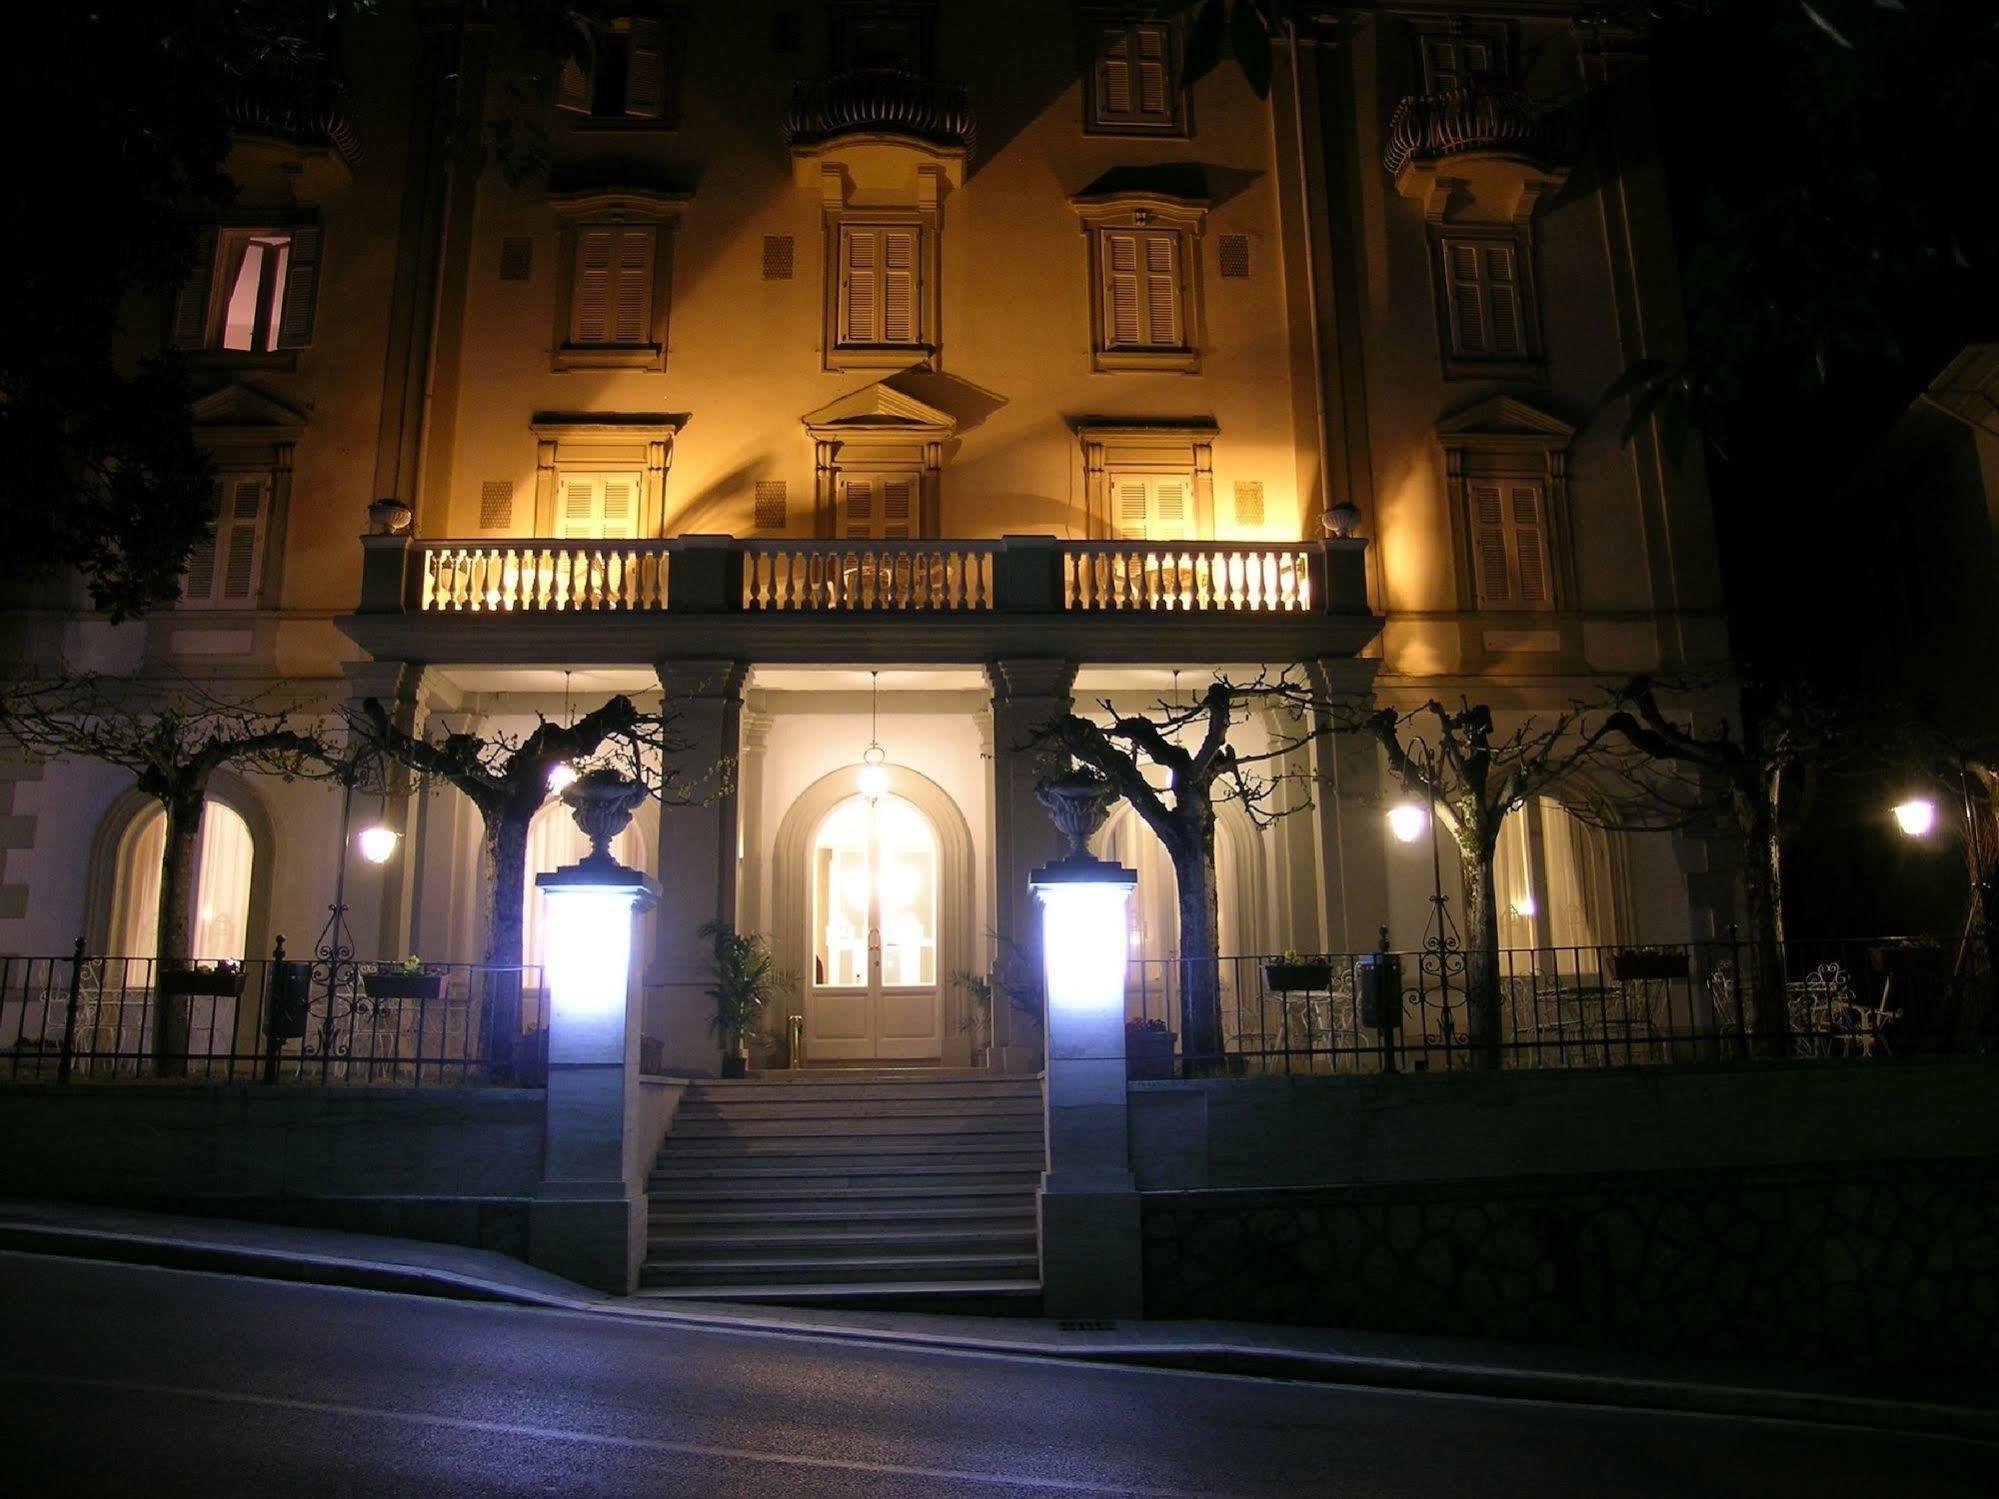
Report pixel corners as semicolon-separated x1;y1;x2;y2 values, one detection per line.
1421;35;1492;94
1482;243;1525;357
172;231;216;350
1115;480;1149;534
1098;28;1133;119
1446;240;1487;357
275;226;320;348
840;477;874;537
840;227;880;345
880;477;914;539
611;228;654;343
557;29;594;112
625;18;666;117
599;475;638;538
1103;234;1141;347
217;476;269;602
1135;25;1169;119
572;231;614;342
881;229;918;344
1508;483;1549;606
1142;233;1180;346
1470;482;1512;605
557;475;601;538
1151;479;1190;540
1468;480;1552;608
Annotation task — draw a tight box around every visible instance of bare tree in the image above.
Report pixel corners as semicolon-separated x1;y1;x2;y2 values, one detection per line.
0;672;329;1070
1369;699;1612;1069
353;693;691;1063
1034;673;1338;1068
1600;677;1829;1050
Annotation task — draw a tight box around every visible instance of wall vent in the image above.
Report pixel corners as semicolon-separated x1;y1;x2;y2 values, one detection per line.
479;481;515;529
1233;480;1265;526
499;237;534;282
1218;233;1250;279
762;235;795;281
754;480;788;530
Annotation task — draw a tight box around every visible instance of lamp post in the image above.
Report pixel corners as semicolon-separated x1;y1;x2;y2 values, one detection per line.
308;750;402;1075
1894;767;1995;985
1385;738;1464;1051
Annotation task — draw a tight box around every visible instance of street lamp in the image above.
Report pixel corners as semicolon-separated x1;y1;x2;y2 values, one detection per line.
357;821;400;864
546;761;580;795
1384;738;1462;985
1893;796;1939;838
1387;798;1428;845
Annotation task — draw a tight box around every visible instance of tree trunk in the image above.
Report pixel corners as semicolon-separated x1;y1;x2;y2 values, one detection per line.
151;793;203;1074
1736;788;1790;1056
1460;839;1504;1070
1169;836;1224;1073
478;809;533;1073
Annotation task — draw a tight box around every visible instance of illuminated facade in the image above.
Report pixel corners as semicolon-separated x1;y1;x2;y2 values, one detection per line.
0;2;1732;1072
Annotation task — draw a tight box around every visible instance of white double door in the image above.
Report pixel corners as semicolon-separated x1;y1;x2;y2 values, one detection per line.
807;793;942;1062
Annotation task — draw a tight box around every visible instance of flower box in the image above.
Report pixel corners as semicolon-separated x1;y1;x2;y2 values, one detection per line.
158;965;246;998
1126;1026;1177;1081
1608;951;1690;982
360;971;445;1002
1265;960;1333;994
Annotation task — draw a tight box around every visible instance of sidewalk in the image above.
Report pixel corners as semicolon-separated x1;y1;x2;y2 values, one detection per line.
3;1197;1993;1443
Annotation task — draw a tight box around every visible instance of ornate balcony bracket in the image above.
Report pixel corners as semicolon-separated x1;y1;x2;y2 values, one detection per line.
784;69;972;197
224;83;363;203
1384;86;1567;226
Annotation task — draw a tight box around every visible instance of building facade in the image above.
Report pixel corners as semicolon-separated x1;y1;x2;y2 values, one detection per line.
0;1;1732;1074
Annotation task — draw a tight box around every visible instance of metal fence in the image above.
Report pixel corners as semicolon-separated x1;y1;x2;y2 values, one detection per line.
0;949;547;1087
1125;937;1993;1079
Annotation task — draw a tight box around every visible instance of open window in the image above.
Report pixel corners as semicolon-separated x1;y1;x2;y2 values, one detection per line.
172;225;321;354
555;6;688;127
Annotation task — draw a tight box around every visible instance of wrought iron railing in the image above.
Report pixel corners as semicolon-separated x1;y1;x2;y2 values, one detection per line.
1125;937;1990;1080
1383;83;1563;177
0;951;547;1088
783;68;975;153
223;79;364;169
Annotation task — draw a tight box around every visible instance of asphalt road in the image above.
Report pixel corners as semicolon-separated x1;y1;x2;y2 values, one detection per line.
0;1252;1989;1498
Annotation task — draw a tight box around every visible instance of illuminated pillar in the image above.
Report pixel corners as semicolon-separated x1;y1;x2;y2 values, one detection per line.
529;860;659;1293
1033;850;1141;1318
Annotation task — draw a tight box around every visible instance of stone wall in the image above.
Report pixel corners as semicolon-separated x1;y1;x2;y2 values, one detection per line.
1142;1159;1999;1370
0;1084;546;1256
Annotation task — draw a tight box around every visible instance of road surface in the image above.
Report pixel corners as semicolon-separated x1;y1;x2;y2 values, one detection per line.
0;1252;1987;1496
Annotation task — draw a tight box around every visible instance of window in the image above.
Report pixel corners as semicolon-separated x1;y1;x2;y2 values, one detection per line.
1429;229;1541;378
553;472;642;540
1467;479;1551;610
1111;474;1192;541
1496;797;1623;956
556;8;686;125
549;190;684;371
182;473;272;608
172;226;320;353
1086;20;1185;135
111;800;255;963
1071;193;1206;371
1075;422;1218;539
837;225;924;349
1414;24;1507;95
835;473;918;539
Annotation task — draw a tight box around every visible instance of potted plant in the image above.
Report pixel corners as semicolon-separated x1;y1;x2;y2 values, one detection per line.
948;970;995;1069
1608;948;1691;982
159;961;247;998
361;955;446;1001
699;920;791;1079
1265;949;1333;993
1125;1016;1177;1080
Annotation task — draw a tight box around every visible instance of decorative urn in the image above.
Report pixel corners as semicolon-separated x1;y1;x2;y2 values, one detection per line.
1035;767;1118;861
561;768;649;869
1322;501;1363;539
367;496;413;536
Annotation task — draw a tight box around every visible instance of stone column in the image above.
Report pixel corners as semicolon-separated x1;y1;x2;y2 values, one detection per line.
986;658;1078;1073
1306;658;1388;952
1033;846;1141;1318
528;860;659;1294
650;660;748;1073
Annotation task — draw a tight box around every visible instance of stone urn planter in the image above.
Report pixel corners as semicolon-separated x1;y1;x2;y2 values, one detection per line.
1035;766;1118;860
561;768;649;867
367;497;413;535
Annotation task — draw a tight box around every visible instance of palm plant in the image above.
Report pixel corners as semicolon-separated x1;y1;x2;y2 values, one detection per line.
698;920;789;1078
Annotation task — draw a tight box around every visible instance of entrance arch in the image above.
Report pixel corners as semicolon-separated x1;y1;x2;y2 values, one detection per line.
771;764;975;1064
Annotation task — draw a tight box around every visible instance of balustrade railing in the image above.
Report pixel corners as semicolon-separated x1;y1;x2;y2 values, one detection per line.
419;542;671;613
743;541;997;611
1063;545;1312;613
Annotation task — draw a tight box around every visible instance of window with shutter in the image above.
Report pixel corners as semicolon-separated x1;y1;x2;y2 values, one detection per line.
1439;233;1535;367
181;474;270;608
569;227;655;346
838;225;923;349
1468;479;1553;609
187;227;316;354
1088;21;1181;133
1418;29;1503;94
1100;229;1184;351
836;473;923;539
1112;475;1194;541
624;17;666;117
172;232;217;350
554;472;645;539
558;8;684;123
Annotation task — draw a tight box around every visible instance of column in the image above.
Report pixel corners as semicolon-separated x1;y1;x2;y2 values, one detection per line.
528;861;659;1293
986;658;1078;1073
1305;658;1389;952
651;659;748;1073
1034;854;1141;1318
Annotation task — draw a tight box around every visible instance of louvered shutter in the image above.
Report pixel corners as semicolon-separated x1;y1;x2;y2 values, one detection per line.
1104;234;1141;347
1447;241;1487;356
1115;480;1148;535
1151;480;1190;540
1142;233;1179;346
840;477;875;537
1099;28;1132;119
881;229;918;344
172;231;216;350
557;475;600;538
611;229;653;343
599;475;638;538
625;18;666;118
275;226;320;348
840;227;880;345
557;30;594;112
1422;36;1491;95
1482;243;1525;357
572;231;614;342
1508;484;1549;605
1135;25;1169;119
217;476;269;602
1470;482;1512;605
880;478;914;539
184;487;221;603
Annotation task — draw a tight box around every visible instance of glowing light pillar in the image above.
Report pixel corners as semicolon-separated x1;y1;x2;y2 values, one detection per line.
1032;852;1141;1317
530;858;659;1294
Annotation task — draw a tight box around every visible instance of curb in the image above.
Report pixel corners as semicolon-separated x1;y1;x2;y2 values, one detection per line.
4;1223;1993;1444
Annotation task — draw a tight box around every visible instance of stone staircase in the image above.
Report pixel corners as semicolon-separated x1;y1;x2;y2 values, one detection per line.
638;1069;1044;1307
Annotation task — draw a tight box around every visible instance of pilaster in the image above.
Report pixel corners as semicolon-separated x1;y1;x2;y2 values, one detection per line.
1306;657;1387;952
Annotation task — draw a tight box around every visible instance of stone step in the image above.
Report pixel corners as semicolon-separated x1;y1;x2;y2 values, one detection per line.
647;1225;1037;1257
629;1279;1043;1308
650;1201;1034;1229
657;1131;1042;1160
683;1082;1042;1105
666;1112;1038;1139
647;1182;1038;1211
648;1163;1043;1193
703;1068;1015;1084
637;1251;1040;1289
673;1097;1042;1123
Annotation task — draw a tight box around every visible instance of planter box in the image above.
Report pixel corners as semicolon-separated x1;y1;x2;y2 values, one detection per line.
512;1028;549;1087
1609;951;1690;982
360;972;445;1002
1265;961;1333;994
1126;1030;1177;1081
159;967;246;998
719;1052;749;1079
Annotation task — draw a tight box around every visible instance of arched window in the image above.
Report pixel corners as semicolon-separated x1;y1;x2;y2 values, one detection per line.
1496;795;1623;955
523;798;644;980
109;800;256;961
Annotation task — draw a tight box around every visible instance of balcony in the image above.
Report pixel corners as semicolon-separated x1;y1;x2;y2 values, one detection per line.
223;77;363;201
1383;83;1566;221
340;534;1378;667
783;68;975;155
